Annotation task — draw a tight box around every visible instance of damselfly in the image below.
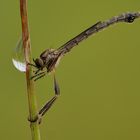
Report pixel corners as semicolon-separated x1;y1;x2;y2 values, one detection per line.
28;12;140;122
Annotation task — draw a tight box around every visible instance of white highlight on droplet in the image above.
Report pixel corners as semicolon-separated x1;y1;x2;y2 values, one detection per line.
12;59;26;72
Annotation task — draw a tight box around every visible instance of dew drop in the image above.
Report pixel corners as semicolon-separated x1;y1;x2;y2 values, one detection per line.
12;38;26;72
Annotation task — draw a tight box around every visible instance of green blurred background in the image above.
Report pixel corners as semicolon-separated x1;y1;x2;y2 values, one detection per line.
1;0;140;140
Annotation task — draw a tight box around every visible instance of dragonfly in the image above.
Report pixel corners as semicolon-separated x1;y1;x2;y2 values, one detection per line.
28;12;140;122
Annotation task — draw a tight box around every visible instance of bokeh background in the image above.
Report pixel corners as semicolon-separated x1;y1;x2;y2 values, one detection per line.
1;0;140;140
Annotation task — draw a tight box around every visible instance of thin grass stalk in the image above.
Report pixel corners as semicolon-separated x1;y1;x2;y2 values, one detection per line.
19;0;41;139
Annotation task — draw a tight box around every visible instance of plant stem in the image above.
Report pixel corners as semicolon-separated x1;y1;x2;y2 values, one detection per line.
19;0;41;140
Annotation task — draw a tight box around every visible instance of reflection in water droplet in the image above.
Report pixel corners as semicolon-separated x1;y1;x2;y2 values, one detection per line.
12;38;26;72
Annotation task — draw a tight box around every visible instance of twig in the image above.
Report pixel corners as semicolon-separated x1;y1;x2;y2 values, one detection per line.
19;0;41;140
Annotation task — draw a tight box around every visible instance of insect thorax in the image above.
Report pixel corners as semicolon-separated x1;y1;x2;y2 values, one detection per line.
36;49;60;72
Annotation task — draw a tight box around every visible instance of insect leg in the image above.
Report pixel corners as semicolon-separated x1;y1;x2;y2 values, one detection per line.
35;69;41;74
38;73;60;123
34;73;46;81
27;63;37;68
30;71;45;80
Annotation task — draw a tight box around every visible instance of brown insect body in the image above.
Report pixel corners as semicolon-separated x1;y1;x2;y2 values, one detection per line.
31;12;140;80
28;12;140;123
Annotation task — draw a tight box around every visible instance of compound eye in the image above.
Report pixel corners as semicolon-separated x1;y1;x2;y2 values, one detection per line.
34;58;44;68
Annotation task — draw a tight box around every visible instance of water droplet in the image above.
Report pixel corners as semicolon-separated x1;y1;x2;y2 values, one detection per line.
12;38;26;72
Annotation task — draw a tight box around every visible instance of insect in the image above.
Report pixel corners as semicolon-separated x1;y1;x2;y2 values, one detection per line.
28;12;140;122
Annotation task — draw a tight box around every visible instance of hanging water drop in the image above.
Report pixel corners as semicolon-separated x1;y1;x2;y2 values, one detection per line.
12;38;26;72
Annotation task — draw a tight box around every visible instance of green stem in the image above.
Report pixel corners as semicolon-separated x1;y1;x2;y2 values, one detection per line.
19;0;41;140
